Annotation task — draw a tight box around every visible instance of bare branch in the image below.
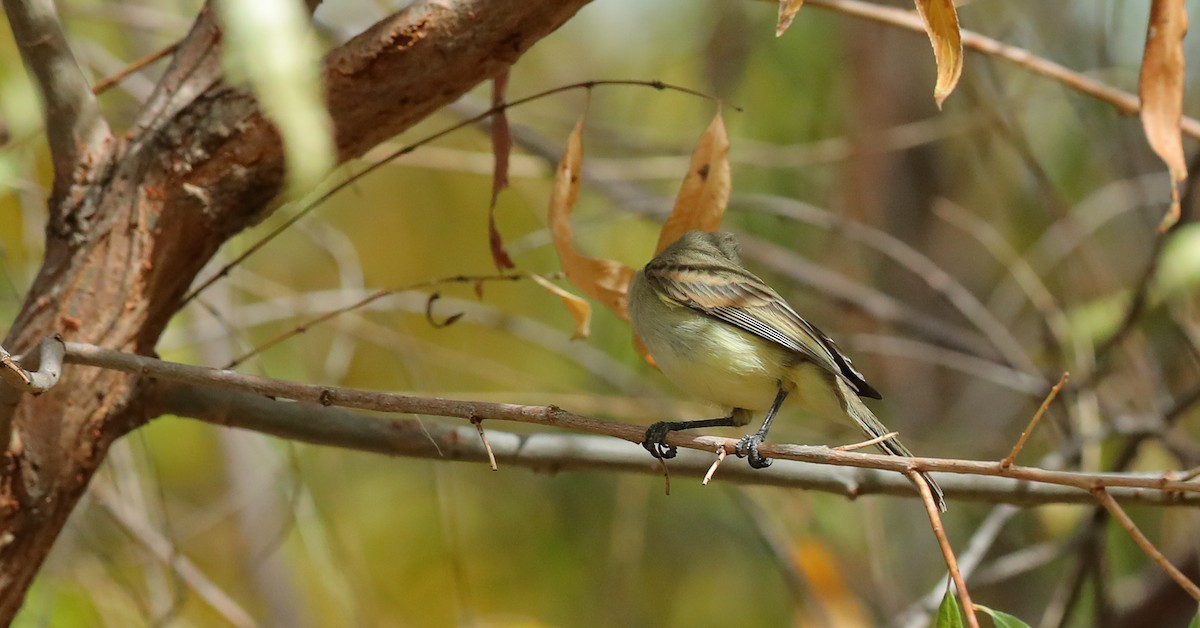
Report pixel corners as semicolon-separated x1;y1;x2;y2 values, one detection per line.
907;469;979;628
1001;372;1069;468
58;341;1200;505
1093;488;1200;601
1;0;111;202
149;380;1197;507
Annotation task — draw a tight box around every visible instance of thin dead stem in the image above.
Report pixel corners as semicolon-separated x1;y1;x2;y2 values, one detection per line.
835;431;899;452
472;418;498;471
1001;372;1069;469
702;446;727;485
906;469;979;628
222;272;555;369
1092;488;1200;602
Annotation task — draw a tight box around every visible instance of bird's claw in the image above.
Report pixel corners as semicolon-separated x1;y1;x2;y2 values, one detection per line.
642;422;679;460
735;434;772;469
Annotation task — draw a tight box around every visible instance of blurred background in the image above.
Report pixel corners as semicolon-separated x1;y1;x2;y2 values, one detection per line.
2;0;1200;625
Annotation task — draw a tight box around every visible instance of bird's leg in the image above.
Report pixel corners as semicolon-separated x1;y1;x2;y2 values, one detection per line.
735;387;789;469
642;416;739;460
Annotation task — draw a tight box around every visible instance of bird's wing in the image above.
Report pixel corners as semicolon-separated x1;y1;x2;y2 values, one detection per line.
644;261;882;399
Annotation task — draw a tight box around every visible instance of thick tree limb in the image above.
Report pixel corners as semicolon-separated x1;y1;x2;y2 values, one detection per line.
1;0;112;207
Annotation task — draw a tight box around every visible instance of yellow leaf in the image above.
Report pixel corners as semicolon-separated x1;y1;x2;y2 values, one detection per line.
530;274;591;340
914;0;963;108
1140;0;1189;231
547;115;636;321
776;0;805;37
654;111;731;254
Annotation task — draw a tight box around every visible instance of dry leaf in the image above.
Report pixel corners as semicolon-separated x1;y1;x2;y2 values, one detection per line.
654;111;731;254
1140;0;1189;231
531;273;591;340
547;115;636;321
776;0;804;37
914;0;963;108
488;71;516;270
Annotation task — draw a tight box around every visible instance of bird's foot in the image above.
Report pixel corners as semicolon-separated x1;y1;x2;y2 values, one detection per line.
642;422;679;460
735;433;772;469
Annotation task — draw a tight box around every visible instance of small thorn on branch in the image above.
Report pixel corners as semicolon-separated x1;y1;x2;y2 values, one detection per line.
702;445;727;485
1001;372;1068;469
835;431;899;452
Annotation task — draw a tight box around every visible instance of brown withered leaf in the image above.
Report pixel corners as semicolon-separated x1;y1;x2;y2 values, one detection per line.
531;273;591;340
547;115;636;322
1140;0;1189;231
654;111;731;254
776;0;804;37
914;0;963;108
488;71;516;270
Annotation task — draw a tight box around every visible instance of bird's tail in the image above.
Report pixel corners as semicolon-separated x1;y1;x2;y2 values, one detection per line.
835;377;946;512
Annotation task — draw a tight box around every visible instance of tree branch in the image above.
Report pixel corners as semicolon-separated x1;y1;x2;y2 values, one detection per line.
148;380;1196;507
1;0;112;204
58;342;1200;506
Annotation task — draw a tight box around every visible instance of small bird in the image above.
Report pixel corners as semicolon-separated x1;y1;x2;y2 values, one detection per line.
628;230;944;510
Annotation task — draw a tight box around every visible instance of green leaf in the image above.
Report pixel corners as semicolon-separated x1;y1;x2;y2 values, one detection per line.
933;585;964;628
215;0;335;193
1187;604;1199;628
975;605;1031;628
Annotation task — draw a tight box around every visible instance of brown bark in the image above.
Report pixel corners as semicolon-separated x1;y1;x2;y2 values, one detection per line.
0;0;590;617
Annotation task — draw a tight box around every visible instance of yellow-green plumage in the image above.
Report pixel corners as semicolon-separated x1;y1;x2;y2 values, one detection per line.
629;230;944;511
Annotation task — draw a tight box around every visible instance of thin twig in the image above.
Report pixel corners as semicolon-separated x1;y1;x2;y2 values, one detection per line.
472;418;498;471
1175;466;1200;482
835;431;899;452
222;273;551;369
1092;488;1200;601
906;469;979;628
91;41;181;95
1001;372;1069;468
702;446;727;485
657;456;670;496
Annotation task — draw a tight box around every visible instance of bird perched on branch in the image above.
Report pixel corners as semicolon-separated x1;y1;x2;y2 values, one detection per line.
628;230;944;511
